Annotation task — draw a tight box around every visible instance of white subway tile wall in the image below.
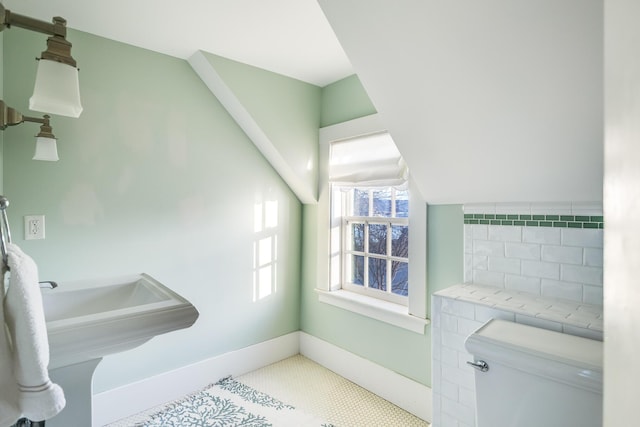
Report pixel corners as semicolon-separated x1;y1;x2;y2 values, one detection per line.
463;202;604;306
431;284;603;427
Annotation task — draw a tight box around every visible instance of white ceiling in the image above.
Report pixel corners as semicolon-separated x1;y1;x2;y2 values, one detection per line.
319;0;603;204
3;0;353;87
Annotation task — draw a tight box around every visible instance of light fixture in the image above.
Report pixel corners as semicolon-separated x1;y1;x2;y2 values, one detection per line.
1;100;59;162
1;3;82;118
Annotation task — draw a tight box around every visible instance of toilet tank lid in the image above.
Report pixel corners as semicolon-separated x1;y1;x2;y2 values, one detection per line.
465;319;602;372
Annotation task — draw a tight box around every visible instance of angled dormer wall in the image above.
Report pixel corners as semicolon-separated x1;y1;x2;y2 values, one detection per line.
189;51;321;204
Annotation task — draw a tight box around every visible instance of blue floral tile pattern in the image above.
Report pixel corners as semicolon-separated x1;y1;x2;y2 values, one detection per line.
134;376;335;427
216;377;294;411
142;395;269;427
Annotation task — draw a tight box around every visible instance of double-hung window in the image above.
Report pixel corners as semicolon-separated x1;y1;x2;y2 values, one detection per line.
317;115;428;334
330;132;411;302
339;186;409;305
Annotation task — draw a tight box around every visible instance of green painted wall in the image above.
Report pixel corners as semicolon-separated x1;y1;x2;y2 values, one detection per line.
2;23;465;395
201;52;321;203
426;205;465;313
301;80;464;387
300;201;429;384
300;203;463;387
3;28;304;393
320;74;377;127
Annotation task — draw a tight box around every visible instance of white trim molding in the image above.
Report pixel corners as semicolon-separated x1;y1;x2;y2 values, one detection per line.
92;331;432;426
316;289;429;334
318;114;429;322
93;332;300;426
300;332;432;423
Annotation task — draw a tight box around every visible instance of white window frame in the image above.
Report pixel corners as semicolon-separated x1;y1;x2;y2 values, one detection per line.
339;187;409;306
315;114;429;334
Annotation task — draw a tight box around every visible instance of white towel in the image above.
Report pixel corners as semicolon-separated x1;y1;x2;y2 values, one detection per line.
1;243;65;425
0;269;21;427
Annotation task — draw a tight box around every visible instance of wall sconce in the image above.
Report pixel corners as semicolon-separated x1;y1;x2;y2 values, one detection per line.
1;100;59;161
0;3;82;118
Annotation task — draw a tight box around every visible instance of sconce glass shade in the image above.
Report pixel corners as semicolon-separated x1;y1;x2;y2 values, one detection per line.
29;59;83;118
32;136;59;161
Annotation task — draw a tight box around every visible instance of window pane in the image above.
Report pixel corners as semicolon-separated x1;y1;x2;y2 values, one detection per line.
372;188;392;217
368;258;387;291
338;184;411;302
350;222;364;252
353;189;369;216
391;225;409;258
392;261;408;296
351;255;364;286
368;224;387;255
395;190;409;218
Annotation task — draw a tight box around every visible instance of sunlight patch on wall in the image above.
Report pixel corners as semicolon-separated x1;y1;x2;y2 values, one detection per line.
253;199;279;301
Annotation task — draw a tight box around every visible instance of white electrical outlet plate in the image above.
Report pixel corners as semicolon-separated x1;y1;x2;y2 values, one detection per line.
24;215;45;240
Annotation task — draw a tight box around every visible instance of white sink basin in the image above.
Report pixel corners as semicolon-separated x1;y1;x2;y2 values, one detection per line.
42;273;199;369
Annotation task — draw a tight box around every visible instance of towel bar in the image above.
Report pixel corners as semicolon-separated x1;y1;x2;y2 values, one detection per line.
0;195;11;269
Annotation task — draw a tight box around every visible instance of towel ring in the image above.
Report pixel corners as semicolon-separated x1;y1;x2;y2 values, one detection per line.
0;195;12;269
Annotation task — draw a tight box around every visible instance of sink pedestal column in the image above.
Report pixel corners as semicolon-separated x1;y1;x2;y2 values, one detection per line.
46;358;102;427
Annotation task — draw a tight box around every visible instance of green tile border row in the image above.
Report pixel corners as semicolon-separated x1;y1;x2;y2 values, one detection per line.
463;213;604;229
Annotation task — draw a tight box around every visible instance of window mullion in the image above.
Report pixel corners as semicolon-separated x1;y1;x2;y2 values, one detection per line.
365;189;373;290
387;221;392;294
387;258;392;294
391;188;397;217
341;190;349;289
363;218;369;289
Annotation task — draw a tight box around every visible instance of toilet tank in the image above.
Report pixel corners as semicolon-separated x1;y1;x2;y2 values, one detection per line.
465;319;603;427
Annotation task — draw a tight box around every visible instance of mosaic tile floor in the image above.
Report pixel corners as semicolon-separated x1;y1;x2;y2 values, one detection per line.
107;354;430;426
238;355;430;427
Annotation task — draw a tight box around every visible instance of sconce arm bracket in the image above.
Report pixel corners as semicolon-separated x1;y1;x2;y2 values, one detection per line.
1;4;76;67
1;4;66;37
0;100;25;130
1;100;54;141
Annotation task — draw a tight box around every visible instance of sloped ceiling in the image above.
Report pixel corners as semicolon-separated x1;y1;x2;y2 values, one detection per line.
2;0;353;87
319;0;603;204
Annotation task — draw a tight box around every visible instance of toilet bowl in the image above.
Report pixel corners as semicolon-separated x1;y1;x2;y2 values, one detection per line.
465;319;603;427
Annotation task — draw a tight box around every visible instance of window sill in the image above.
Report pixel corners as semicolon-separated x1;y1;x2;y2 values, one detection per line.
315;289;429;334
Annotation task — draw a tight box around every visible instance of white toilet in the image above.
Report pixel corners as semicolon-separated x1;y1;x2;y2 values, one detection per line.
465;319;603;427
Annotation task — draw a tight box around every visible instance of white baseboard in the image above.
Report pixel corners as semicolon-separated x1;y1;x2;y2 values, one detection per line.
93;332;300;426
93;331;432;425
299;332;432;423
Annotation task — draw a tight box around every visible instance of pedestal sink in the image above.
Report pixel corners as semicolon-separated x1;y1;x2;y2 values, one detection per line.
41;273;199;426
43;273;199;369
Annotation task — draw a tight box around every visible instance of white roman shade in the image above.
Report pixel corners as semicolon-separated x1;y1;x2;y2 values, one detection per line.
329;132;408;187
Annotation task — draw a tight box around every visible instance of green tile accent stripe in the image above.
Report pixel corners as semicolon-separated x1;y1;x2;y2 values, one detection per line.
464;213;604;229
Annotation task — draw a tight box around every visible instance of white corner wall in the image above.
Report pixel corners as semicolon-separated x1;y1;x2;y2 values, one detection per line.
604;0;640;424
